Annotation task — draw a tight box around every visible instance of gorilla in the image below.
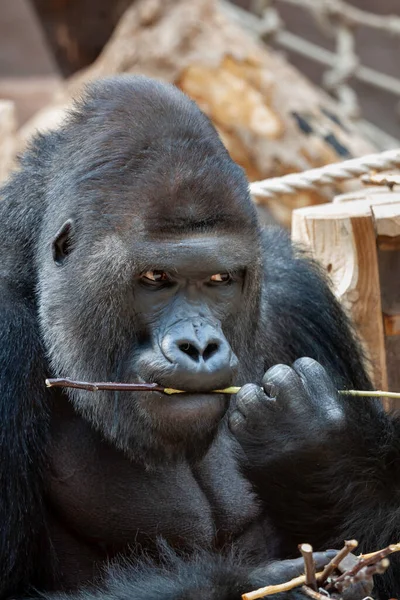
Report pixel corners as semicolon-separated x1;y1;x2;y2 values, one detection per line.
0;75;396;600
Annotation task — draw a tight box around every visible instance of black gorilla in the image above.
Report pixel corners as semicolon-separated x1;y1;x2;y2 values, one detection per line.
0;75;395;600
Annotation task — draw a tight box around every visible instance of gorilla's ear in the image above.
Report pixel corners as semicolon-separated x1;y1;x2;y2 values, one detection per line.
52;219;74;266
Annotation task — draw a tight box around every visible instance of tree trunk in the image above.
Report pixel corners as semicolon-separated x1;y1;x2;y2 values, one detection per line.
18;0;375;225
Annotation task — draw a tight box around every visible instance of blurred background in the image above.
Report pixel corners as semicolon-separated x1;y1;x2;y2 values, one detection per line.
0;0;399;225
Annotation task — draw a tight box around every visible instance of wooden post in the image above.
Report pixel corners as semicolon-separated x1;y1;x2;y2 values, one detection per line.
292;190;400;409
373;201;400;403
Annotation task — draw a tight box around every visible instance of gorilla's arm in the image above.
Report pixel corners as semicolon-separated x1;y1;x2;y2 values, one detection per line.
40;549;339;600
0;281;52;597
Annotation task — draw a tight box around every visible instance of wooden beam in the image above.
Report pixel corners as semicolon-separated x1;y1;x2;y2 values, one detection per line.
373;201;400;400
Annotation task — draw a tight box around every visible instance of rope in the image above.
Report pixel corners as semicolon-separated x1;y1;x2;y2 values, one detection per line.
221;1;400;125
249;148;400;200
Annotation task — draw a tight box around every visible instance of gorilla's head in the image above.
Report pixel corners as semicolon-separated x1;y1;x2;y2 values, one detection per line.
36;76;263;464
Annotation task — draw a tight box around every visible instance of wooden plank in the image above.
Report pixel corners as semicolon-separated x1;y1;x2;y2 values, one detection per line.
334;188;400;204
372;201;400;403
292;201;388;398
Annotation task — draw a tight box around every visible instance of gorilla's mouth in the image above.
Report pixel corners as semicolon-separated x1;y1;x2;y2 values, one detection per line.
131;376;230;418
46;376;231;428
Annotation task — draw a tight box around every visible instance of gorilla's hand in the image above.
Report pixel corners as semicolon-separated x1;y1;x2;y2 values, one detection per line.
229;357;345;458
228;357;374;545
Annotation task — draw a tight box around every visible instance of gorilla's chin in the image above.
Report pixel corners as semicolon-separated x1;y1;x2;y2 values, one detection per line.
130;391;230;465
139;390;229;428
72;387;229;467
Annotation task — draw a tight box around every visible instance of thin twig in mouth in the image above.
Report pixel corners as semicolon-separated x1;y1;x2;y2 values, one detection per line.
45;378;400;398
45;378;241;395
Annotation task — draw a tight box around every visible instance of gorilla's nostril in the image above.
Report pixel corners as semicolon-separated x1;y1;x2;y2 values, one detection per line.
179;342;200;362
203;343;219;361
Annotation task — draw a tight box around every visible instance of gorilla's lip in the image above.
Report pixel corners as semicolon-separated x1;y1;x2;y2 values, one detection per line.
130;378;228;411
134;375;231;396
144;388;226;401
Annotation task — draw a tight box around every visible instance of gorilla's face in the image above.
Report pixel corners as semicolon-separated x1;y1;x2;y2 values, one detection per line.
37;78;262;464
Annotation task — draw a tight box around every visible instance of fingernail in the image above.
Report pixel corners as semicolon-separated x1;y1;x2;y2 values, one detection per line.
264;383;276;398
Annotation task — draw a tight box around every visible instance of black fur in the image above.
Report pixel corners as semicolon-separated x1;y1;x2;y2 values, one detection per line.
0;75;394;599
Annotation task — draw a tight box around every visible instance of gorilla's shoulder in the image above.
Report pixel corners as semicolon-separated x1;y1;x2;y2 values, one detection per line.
260;226;293;261
259;225;331;297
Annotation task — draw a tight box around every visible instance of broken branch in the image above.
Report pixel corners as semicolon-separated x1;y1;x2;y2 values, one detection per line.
300;586;328;600
242;541;400;600
360;542;400;560
45;378;167;393
299;543;317;590
45;378;241;395
334;545;397;586
317;539;358;585
334;558;390;592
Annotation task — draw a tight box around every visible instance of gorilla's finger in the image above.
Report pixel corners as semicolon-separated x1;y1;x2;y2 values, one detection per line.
235;383;273;418
228;410;246;434
293;358;344;424
262;364;308;410
293;357;338;399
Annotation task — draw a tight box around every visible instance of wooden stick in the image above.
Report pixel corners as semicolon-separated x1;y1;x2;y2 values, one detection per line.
338;546;399;582
45;378;241;395
299;543;317;590
45;378;400;398
340;390;400;399
317;539;358;585
241;570;325;600
45;379;167;393
300;586;327;600
360;542;400;560
334;558;390;592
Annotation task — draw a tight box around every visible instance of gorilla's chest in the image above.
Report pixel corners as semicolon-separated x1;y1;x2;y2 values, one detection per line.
46;404;260;585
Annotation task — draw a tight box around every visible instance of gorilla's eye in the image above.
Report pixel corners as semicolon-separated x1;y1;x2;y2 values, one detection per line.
209;273;231;284
140;270;170;285
52;220;73;266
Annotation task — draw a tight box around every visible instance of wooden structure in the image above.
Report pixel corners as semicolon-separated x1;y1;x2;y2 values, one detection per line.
292;186;400;410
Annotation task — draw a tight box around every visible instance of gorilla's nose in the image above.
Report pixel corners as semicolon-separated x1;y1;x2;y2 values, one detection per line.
160;320;237;390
